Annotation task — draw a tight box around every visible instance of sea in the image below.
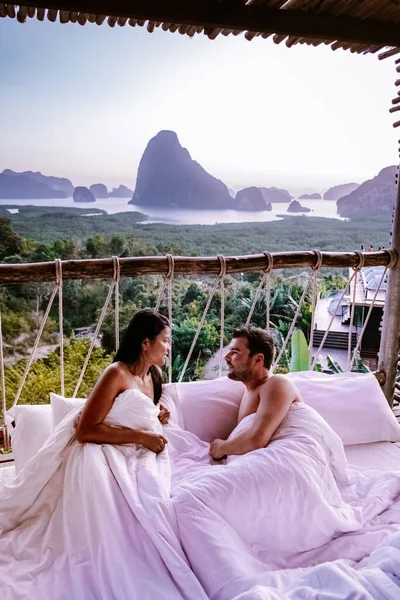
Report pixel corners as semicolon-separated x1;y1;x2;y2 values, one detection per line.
0;197;343;225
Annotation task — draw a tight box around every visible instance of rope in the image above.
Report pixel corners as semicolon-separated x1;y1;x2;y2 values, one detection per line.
55;259;64;396
310;269;358;371
350;265;388;369
0;293;9;451
348;251;365;370
155;254;174;313
308;250;323;369
166;255;174;384
218;256;226;378
245;252;273;328
13;285;59;408
178;256;224;383
271;267;316;372
113;256;120;352
73;259;119;398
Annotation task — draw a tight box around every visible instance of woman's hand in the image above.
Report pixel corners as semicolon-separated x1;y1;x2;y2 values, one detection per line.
210;439;227;461
158;404;170;425
139;431;168;454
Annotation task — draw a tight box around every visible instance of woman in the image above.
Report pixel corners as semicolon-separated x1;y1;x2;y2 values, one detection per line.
77;310;171;452
0;310;208;600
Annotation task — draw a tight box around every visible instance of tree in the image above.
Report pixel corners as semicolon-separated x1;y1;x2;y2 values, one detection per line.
0;218;23;260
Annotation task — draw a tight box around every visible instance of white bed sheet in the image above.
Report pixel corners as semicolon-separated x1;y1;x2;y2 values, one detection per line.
1;442;399;489
344;441;400;471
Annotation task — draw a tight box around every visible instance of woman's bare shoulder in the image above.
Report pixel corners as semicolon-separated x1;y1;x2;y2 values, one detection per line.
96;362;131;389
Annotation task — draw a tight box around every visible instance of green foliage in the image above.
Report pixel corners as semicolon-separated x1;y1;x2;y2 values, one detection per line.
3;339;113;410
0;217;23;260
290;329;309;372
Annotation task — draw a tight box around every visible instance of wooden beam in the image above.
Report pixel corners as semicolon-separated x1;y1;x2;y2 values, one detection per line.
379;166;400;407
19;1;400;47
0;250;394;284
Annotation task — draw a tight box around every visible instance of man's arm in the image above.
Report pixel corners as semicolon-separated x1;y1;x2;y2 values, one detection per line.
210;376;295;458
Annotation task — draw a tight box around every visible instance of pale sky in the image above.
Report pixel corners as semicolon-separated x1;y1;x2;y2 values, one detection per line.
0;18;398;194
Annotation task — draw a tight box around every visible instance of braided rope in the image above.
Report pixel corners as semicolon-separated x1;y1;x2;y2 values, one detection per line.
55;259;64;396
13;285;59;408
155;254;174;313
348;251;365;370
350;264;389;369
310;269;358;371
308;250;323;369
73;260;119;398
218;256;226;378
0;293;9;451
245;252;273;328
271;268;316;372
113;256;120;352
178;258;224;383
166;255;174;384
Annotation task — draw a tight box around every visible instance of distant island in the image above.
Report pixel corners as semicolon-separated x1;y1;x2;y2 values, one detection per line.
0;169;133;203
235;187;271;211
0;170;69;199
1;152;395;218
324;182;359;201
130;130;232;209
336;167;396;217
73;186;96;203
299;193;321;200
130;131;293;211
288;200;311;213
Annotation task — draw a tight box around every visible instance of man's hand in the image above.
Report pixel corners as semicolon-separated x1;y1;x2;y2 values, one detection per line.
210;439;227;461
158;404;170;425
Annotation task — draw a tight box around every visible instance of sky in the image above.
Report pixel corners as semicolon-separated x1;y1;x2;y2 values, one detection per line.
0;17;398;194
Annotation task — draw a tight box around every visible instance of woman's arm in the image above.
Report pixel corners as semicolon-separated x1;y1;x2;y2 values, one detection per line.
210;377;294;458
76;364;167;452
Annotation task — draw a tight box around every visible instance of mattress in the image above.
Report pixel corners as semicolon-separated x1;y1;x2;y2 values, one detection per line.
344;441;400;472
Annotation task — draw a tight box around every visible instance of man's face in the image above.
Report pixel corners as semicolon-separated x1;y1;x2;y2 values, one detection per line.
225;337;253;382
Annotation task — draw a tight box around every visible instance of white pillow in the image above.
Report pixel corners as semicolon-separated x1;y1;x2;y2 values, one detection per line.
50;393;86;429
6;404;52;474
287;371;400;445
161;383;184;428
175;377;245;442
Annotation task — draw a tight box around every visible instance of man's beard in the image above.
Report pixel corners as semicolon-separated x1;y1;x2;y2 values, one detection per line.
227;365;251;382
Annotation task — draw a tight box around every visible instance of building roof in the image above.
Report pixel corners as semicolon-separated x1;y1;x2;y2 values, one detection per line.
348;266;387;308
2;1;400;57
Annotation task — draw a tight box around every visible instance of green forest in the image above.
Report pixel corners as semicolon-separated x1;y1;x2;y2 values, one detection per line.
0;206;392;410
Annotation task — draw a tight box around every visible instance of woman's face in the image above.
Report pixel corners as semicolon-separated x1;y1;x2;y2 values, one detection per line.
147;327;171;367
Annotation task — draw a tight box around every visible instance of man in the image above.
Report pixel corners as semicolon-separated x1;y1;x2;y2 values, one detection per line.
210;325;301;460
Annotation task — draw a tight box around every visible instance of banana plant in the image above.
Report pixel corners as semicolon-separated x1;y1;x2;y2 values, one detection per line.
290;328;309;372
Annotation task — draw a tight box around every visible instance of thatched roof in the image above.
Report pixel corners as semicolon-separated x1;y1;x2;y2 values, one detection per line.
1;1;400;58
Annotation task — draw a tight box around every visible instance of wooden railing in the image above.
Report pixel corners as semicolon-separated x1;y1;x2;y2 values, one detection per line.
0;249;395;283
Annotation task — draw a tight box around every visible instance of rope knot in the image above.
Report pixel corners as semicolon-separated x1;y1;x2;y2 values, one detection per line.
263;251;273;273
353;251;365;271
112;256;120;283
217;255;226;279
311;249;323;271
165;254;174;279
55;258;63;287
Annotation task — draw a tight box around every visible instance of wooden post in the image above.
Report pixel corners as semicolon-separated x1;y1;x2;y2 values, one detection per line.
378;166;400;406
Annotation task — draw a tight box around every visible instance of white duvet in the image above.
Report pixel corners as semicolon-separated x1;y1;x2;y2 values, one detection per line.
1;390;400;600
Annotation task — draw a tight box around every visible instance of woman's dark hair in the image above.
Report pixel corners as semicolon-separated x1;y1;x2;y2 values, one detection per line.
114;310;170;405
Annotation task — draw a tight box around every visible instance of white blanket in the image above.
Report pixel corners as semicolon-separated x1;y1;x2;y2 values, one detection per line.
1;392;400;600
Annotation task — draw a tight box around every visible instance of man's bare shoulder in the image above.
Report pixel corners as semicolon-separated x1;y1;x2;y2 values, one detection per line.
259;374;302;402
